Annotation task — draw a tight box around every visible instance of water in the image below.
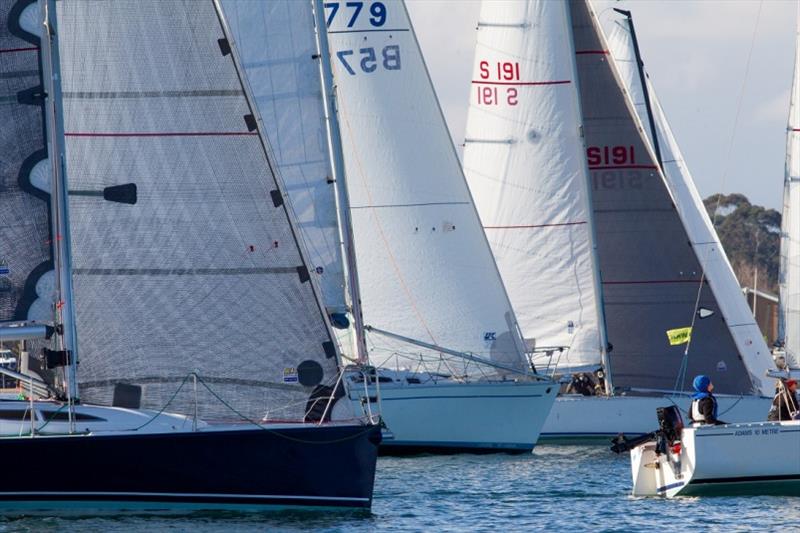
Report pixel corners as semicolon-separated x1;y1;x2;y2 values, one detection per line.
0;446;797;532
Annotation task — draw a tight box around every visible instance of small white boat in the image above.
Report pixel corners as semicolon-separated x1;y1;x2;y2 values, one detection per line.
620;405;800;497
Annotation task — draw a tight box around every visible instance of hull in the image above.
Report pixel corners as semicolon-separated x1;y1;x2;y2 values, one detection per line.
347;378;558;454
0;419;381;512
541;393;772;442
631;421;800;497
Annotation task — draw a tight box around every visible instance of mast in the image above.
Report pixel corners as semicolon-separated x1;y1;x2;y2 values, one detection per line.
613;8;663;171
311;0;368;364
566;3;614;395
41;0;79;407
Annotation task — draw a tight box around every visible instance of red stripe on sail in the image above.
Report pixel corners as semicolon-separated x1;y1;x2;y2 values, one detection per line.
602;279;704;285
588;164;659;171
484;222;587;229
471;80;571;86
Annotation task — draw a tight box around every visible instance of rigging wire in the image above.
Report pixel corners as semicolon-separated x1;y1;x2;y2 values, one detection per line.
674;0;765;394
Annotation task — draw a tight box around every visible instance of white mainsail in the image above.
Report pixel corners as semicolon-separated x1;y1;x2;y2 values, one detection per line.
781;21;800;366
604;12;773;394
221;0;346;314
324;0;527;373
57;0;342;420
462;0;605;373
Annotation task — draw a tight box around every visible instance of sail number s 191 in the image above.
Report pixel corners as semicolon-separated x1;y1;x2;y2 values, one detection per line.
474;60;521;107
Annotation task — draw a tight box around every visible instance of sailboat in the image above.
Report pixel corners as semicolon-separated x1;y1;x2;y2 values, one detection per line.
778;8;800;372
462;0;773;442
0;0;379;511
224;0;558;454
622;23;800;496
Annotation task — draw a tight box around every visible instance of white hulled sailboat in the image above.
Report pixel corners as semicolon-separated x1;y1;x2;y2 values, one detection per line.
224;0;558;454
462;0;773;442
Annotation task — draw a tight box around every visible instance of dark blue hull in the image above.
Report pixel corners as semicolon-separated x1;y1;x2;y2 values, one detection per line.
0;424;380;512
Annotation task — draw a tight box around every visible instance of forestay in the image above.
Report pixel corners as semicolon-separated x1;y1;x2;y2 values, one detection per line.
222;0;346;314
462;0;604;372
0;0;53;326
606;15;772;394
570;0;767;395
324;0;527;374
57;0;341;420
781;23;800;365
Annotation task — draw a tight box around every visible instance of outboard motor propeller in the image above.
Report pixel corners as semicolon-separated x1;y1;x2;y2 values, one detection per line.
610;405;684;455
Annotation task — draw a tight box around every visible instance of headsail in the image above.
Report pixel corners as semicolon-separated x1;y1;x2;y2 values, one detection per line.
781;18;800;366
324;0;527;374
57;0;341;420
570;0;769;395
462;0;605;373
222;0;346;315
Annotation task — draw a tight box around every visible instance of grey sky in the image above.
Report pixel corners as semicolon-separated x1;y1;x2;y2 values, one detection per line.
406;0;795;210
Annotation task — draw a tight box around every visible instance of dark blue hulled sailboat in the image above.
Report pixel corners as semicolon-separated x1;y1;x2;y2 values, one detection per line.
0;0;378;512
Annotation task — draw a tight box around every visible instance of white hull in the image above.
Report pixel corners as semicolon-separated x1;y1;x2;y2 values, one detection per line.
631;420;800;497
541;394;772;442
346;373;558;453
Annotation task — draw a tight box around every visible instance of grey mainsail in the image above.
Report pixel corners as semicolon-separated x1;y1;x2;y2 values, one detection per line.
0;0;52;325
57;0;341;420
569;0;758;395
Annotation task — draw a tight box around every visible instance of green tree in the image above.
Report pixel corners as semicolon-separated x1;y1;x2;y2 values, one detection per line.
703;194;781;293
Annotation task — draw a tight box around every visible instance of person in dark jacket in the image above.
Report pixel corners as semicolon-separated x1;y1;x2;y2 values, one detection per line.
767;379;799;421
689;374;725;425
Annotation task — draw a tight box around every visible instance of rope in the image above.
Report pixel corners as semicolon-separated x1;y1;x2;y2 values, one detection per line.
674;0;764;394
193;374;379;445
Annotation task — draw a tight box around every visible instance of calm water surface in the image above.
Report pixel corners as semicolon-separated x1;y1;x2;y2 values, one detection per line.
1;445;797;531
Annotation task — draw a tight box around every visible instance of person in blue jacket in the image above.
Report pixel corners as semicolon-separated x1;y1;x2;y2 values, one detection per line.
689;375;725;425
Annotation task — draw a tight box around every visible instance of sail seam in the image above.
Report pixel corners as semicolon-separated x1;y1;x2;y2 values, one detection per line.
350;201;469;209
484;222;587;229
72;267;300;276
0;46;38;54
64;132;258;137
62;90;243;99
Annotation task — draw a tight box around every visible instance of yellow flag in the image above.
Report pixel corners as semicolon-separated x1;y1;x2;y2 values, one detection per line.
666;327;692;346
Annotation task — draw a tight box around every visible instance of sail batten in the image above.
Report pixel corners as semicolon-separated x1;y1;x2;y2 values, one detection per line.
57;0;341;420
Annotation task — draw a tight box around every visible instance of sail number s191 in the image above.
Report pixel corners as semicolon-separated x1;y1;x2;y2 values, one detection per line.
474;60;521;107
586;145;636;167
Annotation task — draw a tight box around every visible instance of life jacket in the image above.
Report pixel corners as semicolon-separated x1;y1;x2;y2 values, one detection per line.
690;396;717;424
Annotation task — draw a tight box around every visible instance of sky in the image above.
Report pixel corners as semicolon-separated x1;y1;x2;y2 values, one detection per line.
406;0;796;211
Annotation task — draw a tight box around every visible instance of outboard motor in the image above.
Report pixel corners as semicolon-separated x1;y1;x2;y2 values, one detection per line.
610;405;684;455
654;405;683;455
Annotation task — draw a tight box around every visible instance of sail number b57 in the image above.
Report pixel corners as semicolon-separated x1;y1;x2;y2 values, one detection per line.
336;46;401;75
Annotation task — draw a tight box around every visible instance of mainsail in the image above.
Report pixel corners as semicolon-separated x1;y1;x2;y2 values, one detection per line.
570;0;769;395
324;0;527;374
56;0;341;420
0;0;53;326
222;0;346;315
462;0;605;373
781;21;800;366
